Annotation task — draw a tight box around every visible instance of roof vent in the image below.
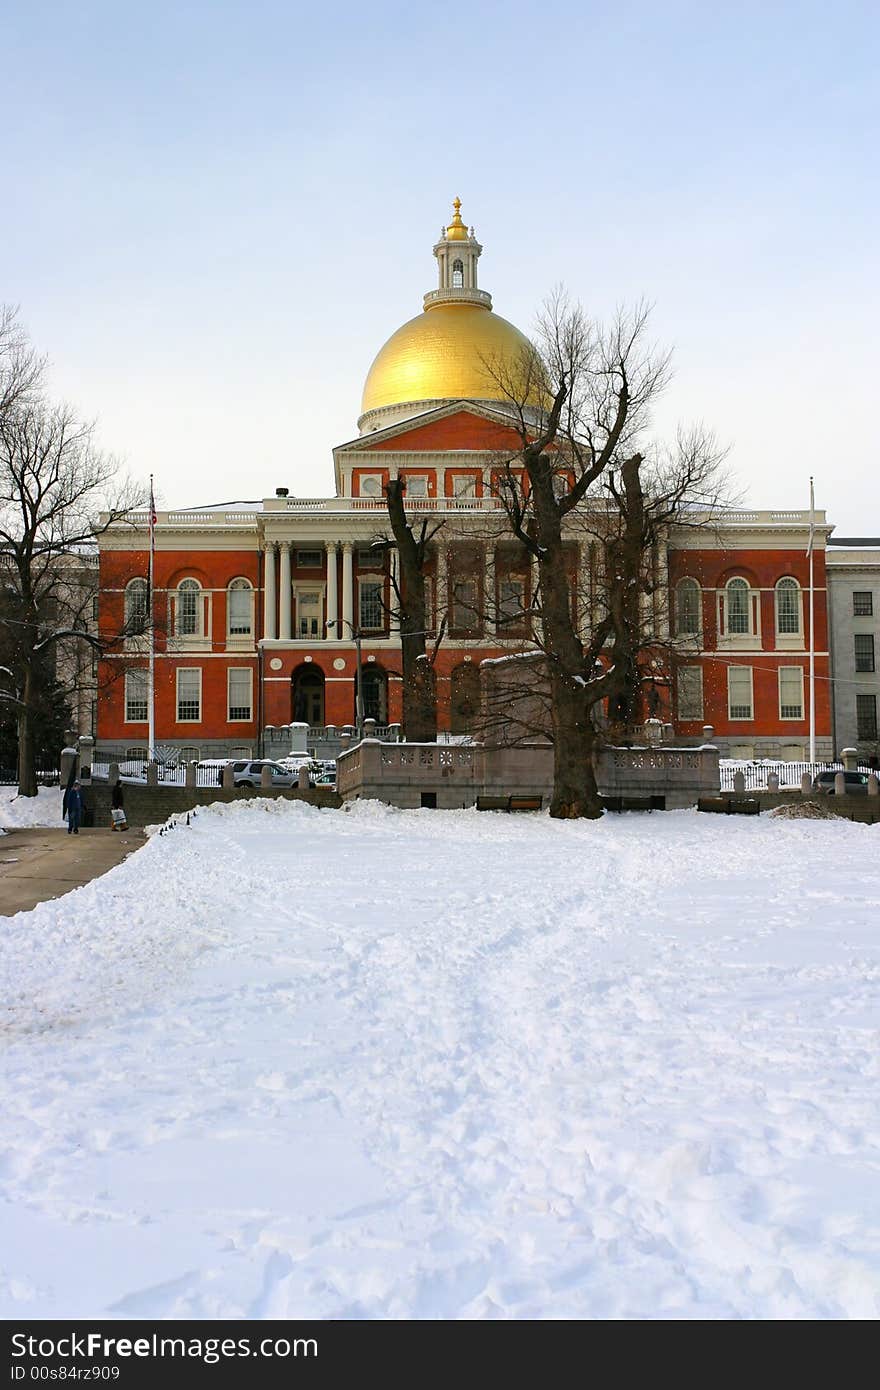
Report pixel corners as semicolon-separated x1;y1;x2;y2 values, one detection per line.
275;487;289;498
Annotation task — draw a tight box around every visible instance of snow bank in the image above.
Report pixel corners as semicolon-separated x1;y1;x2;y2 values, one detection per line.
0;785;64;831
2;801;879;1319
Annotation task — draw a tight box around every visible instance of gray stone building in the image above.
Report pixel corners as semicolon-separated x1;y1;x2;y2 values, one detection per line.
826;538;880;760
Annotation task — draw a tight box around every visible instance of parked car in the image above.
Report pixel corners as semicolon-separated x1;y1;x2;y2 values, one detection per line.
812;770;871;795
229;759;297;788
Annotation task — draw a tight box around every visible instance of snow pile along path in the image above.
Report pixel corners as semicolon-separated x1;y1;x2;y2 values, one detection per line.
0;785;64;831
1;800;879;1319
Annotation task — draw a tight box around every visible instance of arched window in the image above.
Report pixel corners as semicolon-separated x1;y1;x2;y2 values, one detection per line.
176;579;201;637
124;578;149;634
675;579;701;635
775;577;801;636
227;578;253;636
726;578;750;635
452;258;464;288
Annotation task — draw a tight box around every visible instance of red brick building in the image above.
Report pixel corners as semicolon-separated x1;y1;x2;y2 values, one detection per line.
95;204;833;761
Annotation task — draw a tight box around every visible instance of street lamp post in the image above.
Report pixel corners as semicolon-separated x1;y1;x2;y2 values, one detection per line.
330;616;365;741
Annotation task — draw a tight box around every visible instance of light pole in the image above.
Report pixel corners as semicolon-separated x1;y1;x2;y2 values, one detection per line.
330;616;365;741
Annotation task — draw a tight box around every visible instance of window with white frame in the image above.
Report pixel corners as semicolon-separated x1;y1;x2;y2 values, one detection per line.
227;578;253;636
676;665;704;720
404;476;428;498
297;591;322;639
778;666;804;719
227;668;253;721
727;665;753;719
676;579;701;636
176;667;201;721
726;578;751;635
452;258;464;288
176;579;202;637
775;578;801;636
124;578;149;634
452;474;476;498
295;550;322;568
552;473;569;499
124;669;148;722
359;475;382;497
359;578;384;630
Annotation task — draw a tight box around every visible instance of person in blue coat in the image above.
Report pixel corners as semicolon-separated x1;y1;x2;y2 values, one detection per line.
65;781;83;835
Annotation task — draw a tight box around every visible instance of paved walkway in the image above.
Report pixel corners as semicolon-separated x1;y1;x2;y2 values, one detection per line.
0;827;147;917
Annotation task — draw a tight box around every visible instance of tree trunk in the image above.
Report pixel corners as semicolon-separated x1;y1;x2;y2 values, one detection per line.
385;479;438;742
17;663;37;797
549;667;603;818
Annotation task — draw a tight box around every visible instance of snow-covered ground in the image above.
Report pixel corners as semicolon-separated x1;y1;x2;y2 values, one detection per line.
0;785;64;831
1;800;879;1320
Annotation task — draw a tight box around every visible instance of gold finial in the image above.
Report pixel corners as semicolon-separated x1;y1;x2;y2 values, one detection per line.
446;195;468;240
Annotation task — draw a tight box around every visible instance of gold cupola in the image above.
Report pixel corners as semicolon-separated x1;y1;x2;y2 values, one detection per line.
358;199;535;433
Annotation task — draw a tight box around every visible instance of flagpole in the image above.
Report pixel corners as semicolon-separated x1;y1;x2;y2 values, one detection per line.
148;475;156;762
808;476;815;764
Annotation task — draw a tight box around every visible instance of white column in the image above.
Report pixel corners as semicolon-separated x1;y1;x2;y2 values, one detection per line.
263;543;276;640
342;542;354;636
435;540;448;635
325;542;338;638
485;542;496;637
390;550;400;636
278;542;291;640
656;540;669;639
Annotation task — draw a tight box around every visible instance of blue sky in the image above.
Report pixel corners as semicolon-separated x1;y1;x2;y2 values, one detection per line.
5;1;878;528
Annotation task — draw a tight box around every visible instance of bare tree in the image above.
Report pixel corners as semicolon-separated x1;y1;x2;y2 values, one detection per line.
0;309;145;795
482;295;728;818
380;478;447;741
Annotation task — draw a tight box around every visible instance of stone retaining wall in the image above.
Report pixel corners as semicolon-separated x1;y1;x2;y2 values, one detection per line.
336;740;721;810
83;781;341;828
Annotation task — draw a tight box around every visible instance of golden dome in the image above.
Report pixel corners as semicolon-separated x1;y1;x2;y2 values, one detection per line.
360;303;534;417
446;195;468;241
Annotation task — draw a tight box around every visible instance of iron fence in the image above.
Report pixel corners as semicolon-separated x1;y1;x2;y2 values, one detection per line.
718;760;872;791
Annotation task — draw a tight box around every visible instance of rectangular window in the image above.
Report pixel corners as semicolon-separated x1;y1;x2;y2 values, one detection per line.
92;595;99;623
498;578;525;627
727;666;753;719
297;591;322;639
124;669;148;722
295;550;322;569
359;579;384;631
857;693;878;741
227;583;252;635
452;578;479;634
778;666;804;719
853;592;873;616
228;668;253;721
452;474;476;498
854;633;875;672
357;547;383;568
404;476;428;498
676;666;704;721
176;668;201;722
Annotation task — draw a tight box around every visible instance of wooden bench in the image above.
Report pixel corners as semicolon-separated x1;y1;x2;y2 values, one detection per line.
476;795;543;812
